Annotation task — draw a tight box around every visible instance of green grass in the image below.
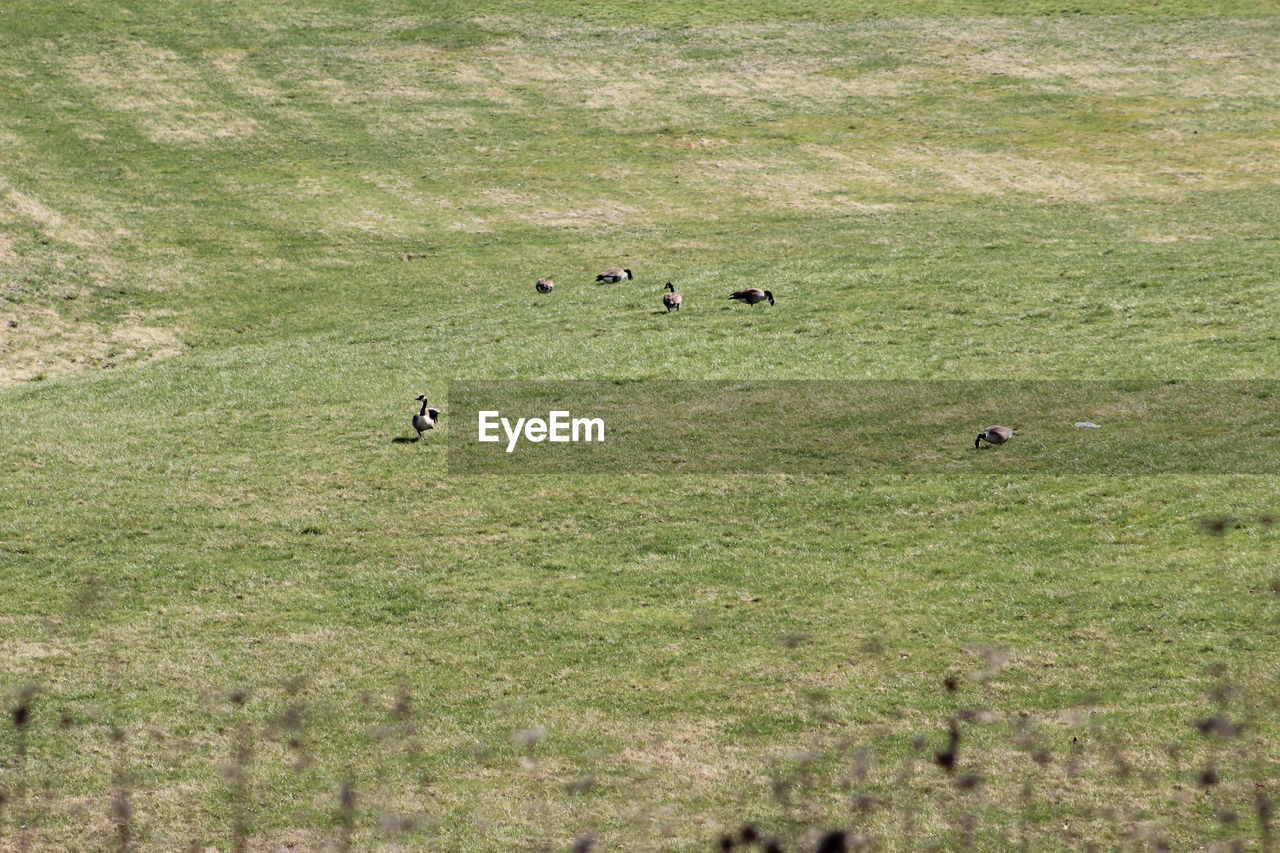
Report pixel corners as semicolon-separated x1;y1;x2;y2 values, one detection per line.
1;1;1279;850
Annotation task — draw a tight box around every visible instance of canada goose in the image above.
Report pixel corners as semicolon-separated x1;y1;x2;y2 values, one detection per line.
412;395;440;440
975;425;1014;449
729;288;774;306
596;267;632;283
662;282;682;312
535;278;554;293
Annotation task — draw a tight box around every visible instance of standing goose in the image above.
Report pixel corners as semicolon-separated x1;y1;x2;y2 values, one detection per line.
662;282;682;312
729;288;774;306
975;425;1014;449
412;395;441;440
535;278;554;293
596;267;632;284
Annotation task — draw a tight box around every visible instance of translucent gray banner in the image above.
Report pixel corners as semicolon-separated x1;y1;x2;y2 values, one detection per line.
445;381;1279;474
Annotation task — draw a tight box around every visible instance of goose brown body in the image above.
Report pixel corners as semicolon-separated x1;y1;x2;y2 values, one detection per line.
729;288;774;306
596;267;632;283
975;425;1014;449
662;282;682;312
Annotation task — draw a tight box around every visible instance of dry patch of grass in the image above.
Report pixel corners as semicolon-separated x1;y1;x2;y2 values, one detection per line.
654;135;733;150
923;18;1280;97
2;186;98;247
892;147;1157;203
63;16;1266;232
618;722;739;784
515;203;648;230
361;17;1280;213
516;206;605;228
688;153;899;212
0;639;67;661
444;17;1280;114
0;188;182;384
66;42;258;145
1138;233;1213;243
0;305;181;386
364;106;479;138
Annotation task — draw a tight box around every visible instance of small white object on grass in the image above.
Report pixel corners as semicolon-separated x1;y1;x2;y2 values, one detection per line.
1074;421;1101;428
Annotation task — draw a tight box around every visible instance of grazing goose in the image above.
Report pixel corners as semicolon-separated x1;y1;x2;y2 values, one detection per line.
975;425;1014;449
729;288;774;306
535;278;554;293
662;282;682;312
596;267;632;283
412;395;440;440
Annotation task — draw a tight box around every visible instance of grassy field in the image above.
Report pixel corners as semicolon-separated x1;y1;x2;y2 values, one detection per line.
2;1;1279;850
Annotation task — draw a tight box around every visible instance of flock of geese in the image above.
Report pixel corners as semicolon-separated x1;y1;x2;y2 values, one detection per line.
408;267;1012;449
533;266;775;313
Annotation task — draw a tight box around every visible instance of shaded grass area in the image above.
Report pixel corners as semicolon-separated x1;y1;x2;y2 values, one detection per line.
1;2;1279;850
444;379;1280;473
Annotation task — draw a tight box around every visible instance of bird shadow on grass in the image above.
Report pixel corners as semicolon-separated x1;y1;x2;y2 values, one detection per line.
390;436;419;444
